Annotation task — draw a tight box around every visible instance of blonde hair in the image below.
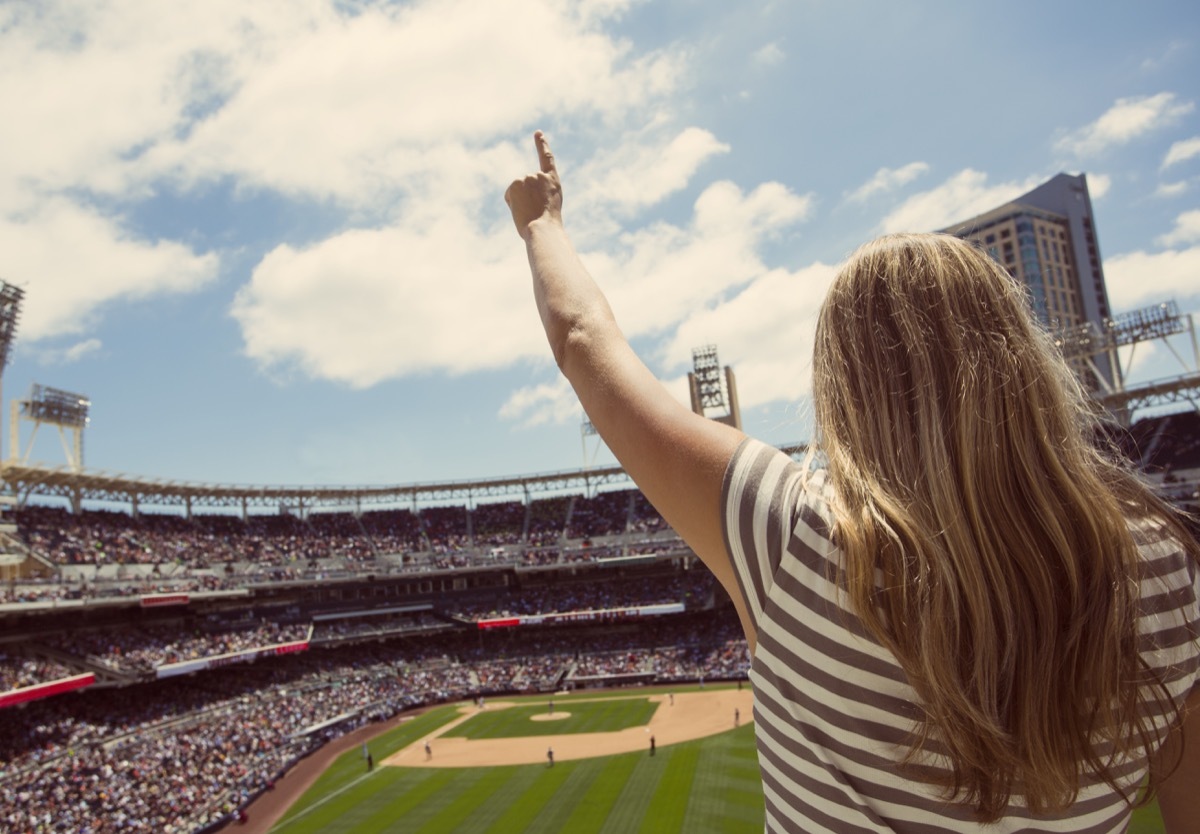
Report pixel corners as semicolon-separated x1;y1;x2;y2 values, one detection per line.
812;233;1196;819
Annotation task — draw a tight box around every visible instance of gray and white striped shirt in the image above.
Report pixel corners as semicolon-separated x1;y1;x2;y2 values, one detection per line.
721;438;1200;833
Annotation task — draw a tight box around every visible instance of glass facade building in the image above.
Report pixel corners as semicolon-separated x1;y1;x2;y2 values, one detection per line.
940;173;1118;390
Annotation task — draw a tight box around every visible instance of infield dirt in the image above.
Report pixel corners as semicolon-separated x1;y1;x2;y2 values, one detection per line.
384;689;753;768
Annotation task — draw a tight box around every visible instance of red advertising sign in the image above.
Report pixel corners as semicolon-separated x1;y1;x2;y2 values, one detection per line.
0;673;95;709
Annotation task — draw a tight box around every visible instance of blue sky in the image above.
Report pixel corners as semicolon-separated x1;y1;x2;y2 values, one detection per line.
1;0;1198;489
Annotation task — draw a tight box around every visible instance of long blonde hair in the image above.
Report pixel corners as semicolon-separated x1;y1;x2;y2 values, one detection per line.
812;233;1197;819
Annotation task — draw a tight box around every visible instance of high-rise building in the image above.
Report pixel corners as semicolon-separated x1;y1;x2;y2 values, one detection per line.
940;173;1118;389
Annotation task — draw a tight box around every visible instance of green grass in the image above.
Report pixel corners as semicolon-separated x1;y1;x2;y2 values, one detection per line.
269;687;762;834
271;727;763;833
1129;802;1166;833
442;696;658;739
268;686;1167;834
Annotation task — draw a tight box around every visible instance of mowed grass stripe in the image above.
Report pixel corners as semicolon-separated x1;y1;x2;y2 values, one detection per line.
351;769;464;833
275;705;459;825
522;758;614;833
435;766;542;832
406;766;518;833
275;768;447;833
640;742;700;834
481;758;577;833
596;753;668;833
683;725;763;833
556;753;640;833
444;697;658;739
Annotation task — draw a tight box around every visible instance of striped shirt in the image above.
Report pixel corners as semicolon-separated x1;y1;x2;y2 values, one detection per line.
721;438;1200;834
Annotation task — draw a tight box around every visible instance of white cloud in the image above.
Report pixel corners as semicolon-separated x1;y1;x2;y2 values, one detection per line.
498;377;581;428
846;162;930;204
235;175;813;392
0;1;237;340
494;180;815;425
594;181;814;340
141;0;684;208
880;170;1041;234
0;0;688;347
658;261;838;408
1087;173;1111;199
574;127;730;217
34;338;104;365
1141;41;1188;73
232;212;542;388
1162;136;1200;169
1116;341;1160;377
1156;209;1200;247
0;198;217;340
752;42;785;68
1156;181;1189;198
1104;245;1200;310
502;260;837;428
1055;93;1193;157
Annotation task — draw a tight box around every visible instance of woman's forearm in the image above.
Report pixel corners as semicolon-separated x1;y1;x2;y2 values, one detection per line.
524;216;621;377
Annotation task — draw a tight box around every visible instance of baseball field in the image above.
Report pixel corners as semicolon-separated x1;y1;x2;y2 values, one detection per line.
251;683;1169;833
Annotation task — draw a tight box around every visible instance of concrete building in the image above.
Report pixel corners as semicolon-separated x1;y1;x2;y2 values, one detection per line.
941;172;1117;389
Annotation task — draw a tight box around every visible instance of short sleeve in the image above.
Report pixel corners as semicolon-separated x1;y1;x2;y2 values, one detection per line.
720;438;815;632
1136;520;1200;704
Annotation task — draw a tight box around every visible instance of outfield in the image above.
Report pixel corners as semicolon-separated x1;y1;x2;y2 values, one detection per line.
261;684;1169;834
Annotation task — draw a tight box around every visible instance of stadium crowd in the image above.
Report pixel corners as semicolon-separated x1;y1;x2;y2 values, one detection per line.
41;622;310;675
445;573;712;620
14;488;668;571
0;488;692;609
0;611;749;833
0;654;76;692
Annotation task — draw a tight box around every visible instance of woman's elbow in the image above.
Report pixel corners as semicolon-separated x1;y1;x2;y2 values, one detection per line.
550;321;589;374
550;317;617;382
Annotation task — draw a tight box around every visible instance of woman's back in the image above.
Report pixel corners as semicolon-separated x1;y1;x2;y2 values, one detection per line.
722;438;1200;832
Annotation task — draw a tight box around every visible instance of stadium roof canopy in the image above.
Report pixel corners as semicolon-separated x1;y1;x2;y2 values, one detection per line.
1;444;809;513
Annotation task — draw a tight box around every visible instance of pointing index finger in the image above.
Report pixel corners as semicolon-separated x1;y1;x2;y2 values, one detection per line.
535;131;556;174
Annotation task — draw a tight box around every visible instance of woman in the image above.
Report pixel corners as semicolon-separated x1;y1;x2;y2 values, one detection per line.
505;132;1200;833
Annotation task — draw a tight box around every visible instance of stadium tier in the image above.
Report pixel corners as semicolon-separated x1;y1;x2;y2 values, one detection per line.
0;462;751;831
0;424;1195;832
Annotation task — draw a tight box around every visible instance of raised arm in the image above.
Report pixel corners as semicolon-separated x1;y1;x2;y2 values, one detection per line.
505;132;755;647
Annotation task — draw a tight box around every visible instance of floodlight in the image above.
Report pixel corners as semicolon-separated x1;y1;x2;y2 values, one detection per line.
23;384;90;429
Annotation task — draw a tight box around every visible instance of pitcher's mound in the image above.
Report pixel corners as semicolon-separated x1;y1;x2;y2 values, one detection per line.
530;712;571;721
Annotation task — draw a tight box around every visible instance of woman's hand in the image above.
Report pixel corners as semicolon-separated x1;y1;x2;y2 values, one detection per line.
504;131;562;240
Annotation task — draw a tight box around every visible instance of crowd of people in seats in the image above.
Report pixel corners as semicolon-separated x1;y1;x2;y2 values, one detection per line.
446;573;713;621
0;653;76;691
567;490;634;538
12;487;669;573
311;612;448;643
570;648;653;678
650;639;753;682
472;500;527;545
527;495;571;545
0;572;234;606
42;621;309;675
0;609;749;832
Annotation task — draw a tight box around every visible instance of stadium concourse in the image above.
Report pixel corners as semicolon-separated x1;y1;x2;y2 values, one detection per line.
1;412;1196;831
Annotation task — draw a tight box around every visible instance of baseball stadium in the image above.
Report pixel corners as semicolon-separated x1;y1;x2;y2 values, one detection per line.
1;278;1199;830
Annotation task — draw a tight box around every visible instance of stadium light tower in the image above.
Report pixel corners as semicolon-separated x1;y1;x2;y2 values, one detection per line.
1052;300;1200;420
11;384;91;471
0;281;24;463
688;345;742;430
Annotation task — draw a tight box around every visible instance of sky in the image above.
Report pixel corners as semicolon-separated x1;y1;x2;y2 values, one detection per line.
1;0;1199;491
